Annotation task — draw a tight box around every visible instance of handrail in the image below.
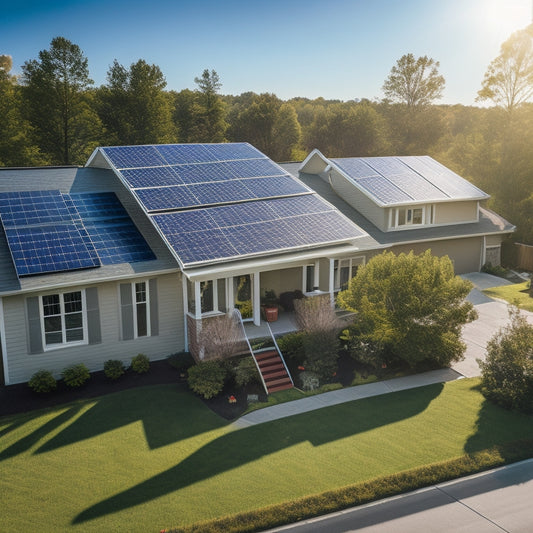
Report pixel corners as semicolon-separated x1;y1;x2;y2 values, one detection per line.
231;309;269;395
266;321;294;387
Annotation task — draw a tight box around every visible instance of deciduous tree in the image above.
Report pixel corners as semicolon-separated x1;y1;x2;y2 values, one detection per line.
337;250;477;368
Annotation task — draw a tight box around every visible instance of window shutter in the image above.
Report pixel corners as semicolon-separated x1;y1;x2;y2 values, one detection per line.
120;283;134;340
149;278;159;336
85;287;101;344
26;297;43;354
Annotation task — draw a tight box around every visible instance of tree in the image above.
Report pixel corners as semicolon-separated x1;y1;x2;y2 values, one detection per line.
382;53;445;109
337;250;477;368
21;36;101;165
97;59;176;145
478;307;533;413
189;69;227;142
478;24;533;114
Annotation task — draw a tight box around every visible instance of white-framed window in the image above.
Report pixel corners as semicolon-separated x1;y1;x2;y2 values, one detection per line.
133;281;150;337
334;257;365;291
390;205;432;229
187;278;226;317
40;290;87;349
303;263;319;293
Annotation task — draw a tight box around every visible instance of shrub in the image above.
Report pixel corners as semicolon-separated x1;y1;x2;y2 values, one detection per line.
235;357;260;387
61;363;90;388
276;331;306;364
167;351;195;373
131;353;150;374
197;312;245;360
104;359;125;380
300;371;319;391
187;360;227;399
478;307;533;413
28;369;57;393
340;324;387;369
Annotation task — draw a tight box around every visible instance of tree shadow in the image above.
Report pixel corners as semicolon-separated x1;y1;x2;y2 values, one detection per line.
0;405;83;461
73;383;443;525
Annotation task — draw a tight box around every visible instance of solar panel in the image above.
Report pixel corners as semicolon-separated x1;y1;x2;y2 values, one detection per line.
152;210;218;233
120;166;184;189
385;172;448;201
364;157;410;176
204;143;266;161
135;186;200;212
356;176;413;205
208;201;279;227
189;180;256;205
102;145;166;169
5;224;99;276
266;195;332;217
156;144;214;165
0;190;74;227
174;162;234;184
225;158;286;179
244;175;310;198
332;159;379;180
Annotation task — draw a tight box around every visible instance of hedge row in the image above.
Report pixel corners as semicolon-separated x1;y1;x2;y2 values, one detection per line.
164;439;533;533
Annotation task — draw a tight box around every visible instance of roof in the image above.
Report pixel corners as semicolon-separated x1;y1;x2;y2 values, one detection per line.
87;143;369;269
299;150;490;207
281;163;515;247
0;166;177;295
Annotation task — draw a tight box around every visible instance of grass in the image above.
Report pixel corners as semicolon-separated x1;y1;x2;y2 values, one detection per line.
483;281;533;311
1;379;533;532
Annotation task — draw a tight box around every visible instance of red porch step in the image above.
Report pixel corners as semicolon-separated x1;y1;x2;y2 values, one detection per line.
255;350;293;394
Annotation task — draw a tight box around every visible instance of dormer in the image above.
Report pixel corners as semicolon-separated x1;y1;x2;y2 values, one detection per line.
299;150;490;233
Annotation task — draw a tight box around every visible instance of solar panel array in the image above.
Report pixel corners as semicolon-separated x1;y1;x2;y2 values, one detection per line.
331;155;488;206
0;190;155;277
100;143;365;266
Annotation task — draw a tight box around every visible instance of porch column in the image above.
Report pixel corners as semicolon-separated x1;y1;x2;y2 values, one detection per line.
181;275;188;350
314;260;320;289
194;281;202;319
329;258;335;307
253;273;261;326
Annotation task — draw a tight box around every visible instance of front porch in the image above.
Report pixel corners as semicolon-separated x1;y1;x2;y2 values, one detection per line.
243;310;299;340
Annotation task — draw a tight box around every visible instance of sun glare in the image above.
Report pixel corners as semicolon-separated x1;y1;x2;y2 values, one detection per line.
481;0;531;36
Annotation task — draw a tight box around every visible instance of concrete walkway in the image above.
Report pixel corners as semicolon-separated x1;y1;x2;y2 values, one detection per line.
232;272;531;429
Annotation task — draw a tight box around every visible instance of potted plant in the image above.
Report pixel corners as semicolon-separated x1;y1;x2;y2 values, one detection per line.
262;289;279;322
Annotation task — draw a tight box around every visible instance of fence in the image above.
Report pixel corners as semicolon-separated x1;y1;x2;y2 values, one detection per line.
515;243;533;271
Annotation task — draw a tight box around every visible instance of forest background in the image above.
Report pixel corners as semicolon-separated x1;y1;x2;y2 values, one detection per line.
1;28;533;255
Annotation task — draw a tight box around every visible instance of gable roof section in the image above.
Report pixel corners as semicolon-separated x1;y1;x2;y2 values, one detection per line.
299;149;489;207
88;143;368;269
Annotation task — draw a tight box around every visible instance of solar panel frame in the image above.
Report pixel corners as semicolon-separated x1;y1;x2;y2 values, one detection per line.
102;145;167;169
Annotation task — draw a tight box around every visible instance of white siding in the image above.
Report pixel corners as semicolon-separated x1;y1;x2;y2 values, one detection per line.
4;272;183;384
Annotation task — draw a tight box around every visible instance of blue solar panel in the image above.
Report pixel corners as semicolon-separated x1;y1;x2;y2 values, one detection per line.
152;210;218;233
244;175;309;198
204;143;265;161
156;144;214;165
174;162;234;184
332;159;379;180
102;145;166;169
120;166;184;189
135;186;200;212
0;190;74;227
5;224;100;276
189;180;255;205
355;176;413;205
385;172;447;201
208;201;279;227
266;195;332;217
225;158;286;179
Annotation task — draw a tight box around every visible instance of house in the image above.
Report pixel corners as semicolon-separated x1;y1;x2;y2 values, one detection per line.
0;143;514;386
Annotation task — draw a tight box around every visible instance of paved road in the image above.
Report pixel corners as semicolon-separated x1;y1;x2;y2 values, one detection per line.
268;459;533;533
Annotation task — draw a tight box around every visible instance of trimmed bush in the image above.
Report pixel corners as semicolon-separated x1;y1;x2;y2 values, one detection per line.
61;363;90;388
187;360;227;399
168;351;195;373
28;369;57;393
276;331;306;364
104;359;125;380
131;353;150;374
234;357;260;388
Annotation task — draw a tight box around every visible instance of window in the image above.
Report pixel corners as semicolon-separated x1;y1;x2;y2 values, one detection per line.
41;291;86;348
305;264;316;293
187;278;226;317
334;257;364;291
393;206;426;228
135;282;148;337
120;279;158;340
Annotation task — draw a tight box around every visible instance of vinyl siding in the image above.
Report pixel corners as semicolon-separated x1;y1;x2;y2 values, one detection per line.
329;170;389;231
3;272;182;384
434;201;478;224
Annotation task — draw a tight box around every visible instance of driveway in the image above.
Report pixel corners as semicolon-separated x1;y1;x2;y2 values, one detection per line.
454;272;533;378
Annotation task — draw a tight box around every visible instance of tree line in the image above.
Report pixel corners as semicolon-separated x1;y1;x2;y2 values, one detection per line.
2;26;533;247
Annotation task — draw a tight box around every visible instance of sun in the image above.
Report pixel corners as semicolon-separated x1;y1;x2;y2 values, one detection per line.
481;0;531;36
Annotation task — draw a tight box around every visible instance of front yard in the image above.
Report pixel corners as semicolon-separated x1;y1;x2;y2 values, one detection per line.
483;281;533;311
1;378;533;532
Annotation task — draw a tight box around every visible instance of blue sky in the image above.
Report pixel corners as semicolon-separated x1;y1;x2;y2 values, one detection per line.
3;0;532;105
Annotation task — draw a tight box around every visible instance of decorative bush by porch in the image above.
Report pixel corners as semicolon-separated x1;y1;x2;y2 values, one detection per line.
234;357;260;387
187;360;227;399
28;369;57;393
61;363;90;388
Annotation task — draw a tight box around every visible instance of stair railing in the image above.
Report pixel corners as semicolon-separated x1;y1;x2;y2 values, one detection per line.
266;321;294;387
232;309;269;395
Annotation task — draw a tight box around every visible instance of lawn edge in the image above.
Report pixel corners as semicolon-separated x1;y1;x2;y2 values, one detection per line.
165;438;533;533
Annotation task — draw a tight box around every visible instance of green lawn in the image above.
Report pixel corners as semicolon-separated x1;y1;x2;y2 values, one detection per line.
1;379;533;532
483;281;533;311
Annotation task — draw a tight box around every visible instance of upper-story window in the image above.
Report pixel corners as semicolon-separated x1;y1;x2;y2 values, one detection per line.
41;290;87;348
391;205;433;229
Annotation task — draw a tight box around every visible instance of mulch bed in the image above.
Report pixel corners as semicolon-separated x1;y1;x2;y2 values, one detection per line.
0;353;362;421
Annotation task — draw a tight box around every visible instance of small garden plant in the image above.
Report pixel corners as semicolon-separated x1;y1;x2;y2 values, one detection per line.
61;363;90;388
131;353;150;374
187;360;227;399
28;369;57;393
103;359;126;380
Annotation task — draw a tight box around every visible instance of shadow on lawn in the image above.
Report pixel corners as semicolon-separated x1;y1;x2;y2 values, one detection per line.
0;384;226;461
73;383;444;525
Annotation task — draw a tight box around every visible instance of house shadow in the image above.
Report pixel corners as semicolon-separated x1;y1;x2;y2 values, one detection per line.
73;383;443;525
0;385;226;461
